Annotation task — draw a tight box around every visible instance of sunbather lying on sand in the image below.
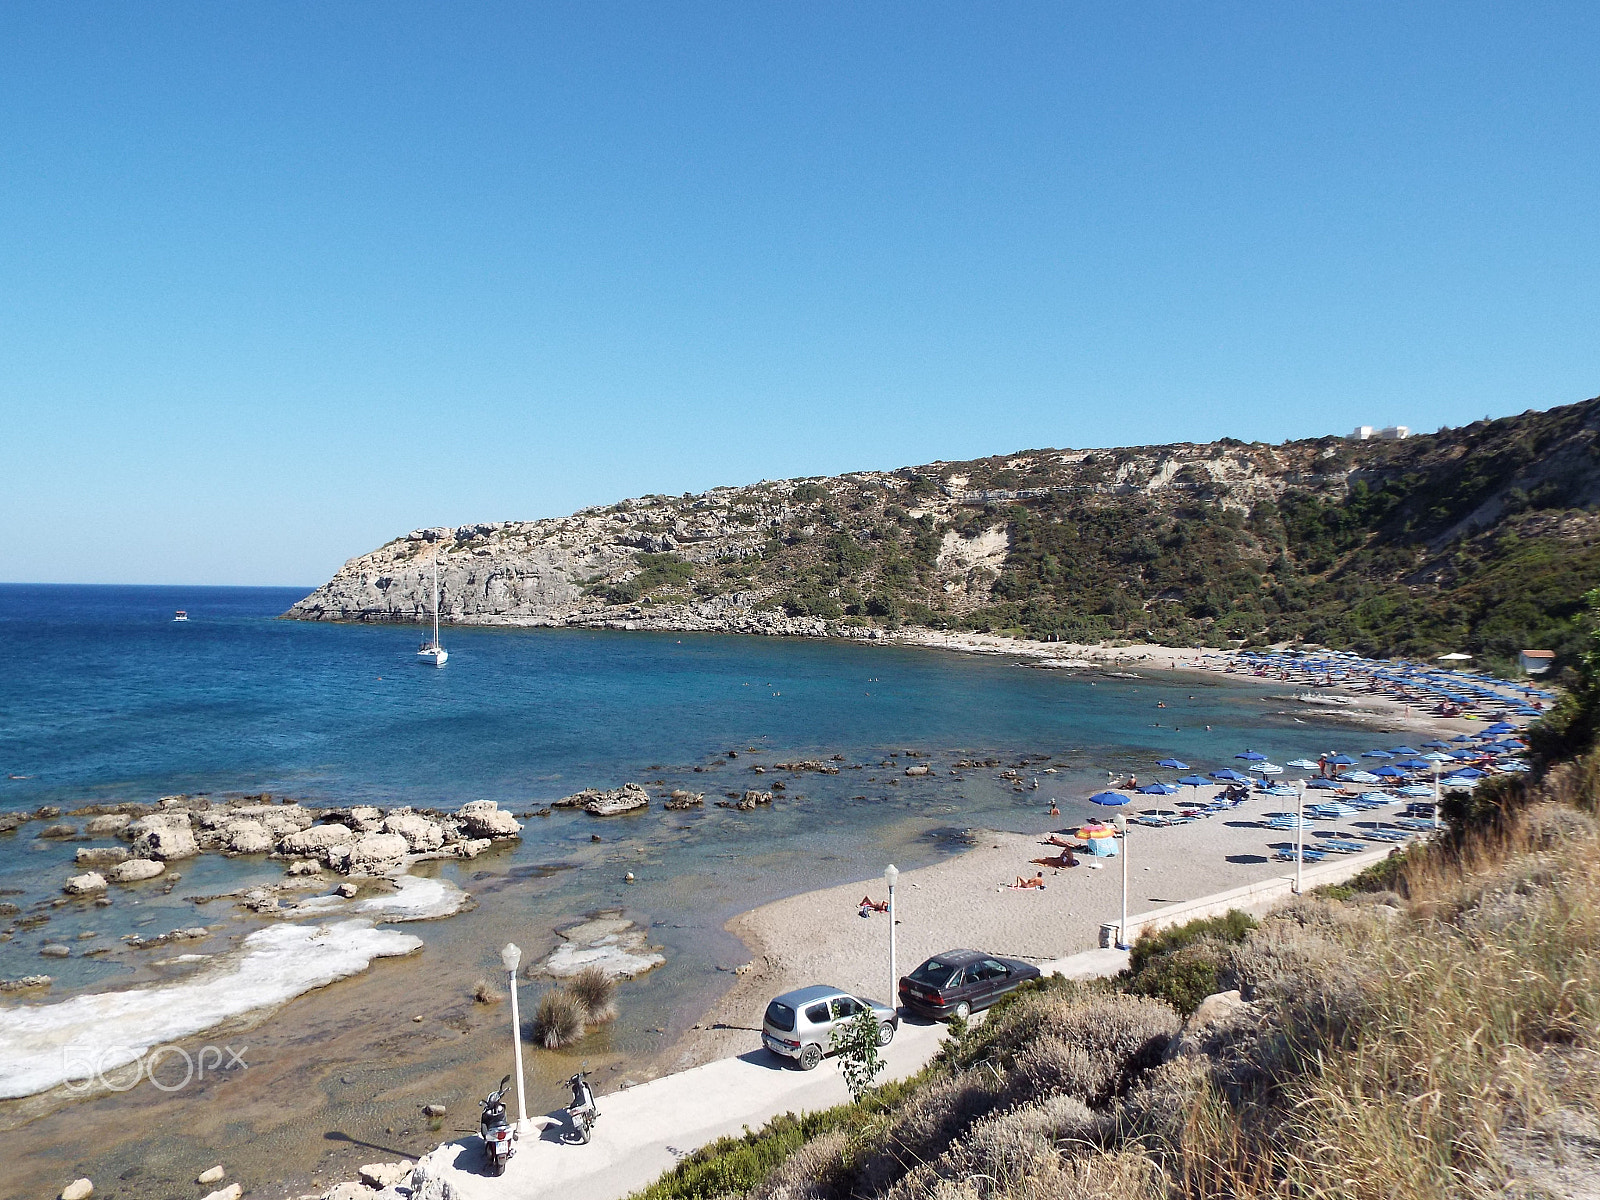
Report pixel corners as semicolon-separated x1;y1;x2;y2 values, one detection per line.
859;896;889;913
1010;872;1047;889
1030;852;1077;869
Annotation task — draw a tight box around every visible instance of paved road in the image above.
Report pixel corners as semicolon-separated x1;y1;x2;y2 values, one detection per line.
411;948;1129;1200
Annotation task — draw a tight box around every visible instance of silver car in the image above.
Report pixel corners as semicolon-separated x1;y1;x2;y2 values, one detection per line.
762;984;899;1070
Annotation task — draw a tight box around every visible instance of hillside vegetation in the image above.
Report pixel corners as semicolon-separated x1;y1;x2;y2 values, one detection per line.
289;395;1600;675
632;638;1600;1200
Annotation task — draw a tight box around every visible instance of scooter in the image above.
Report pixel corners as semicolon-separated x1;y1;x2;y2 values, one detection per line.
567;1069;598;1144
479;1074;517;1175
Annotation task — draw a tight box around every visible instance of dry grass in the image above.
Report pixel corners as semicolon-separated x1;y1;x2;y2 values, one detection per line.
569;965;619;1023
472;977;502;1004
531;985;585;1049
650;793;1600;1200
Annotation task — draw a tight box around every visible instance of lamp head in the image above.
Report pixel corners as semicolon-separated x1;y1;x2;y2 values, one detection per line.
884;863;898;888
500;942;522;973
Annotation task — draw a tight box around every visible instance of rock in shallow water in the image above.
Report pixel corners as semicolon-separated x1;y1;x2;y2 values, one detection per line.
128;813;198;860
109;858;165;883
63;873;106;896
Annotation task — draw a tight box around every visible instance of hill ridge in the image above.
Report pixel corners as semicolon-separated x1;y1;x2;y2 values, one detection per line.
287;395;1600;673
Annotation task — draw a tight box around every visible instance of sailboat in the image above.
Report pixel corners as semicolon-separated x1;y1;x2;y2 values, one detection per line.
417;551;448;666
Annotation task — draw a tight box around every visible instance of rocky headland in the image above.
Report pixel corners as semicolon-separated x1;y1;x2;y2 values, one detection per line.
283;397;1600;665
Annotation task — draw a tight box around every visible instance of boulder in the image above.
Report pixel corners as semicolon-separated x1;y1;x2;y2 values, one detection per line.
662;790;704;811
64;872;107;895
581;785;650;817
74;846;130;866
348;806;385;833
358;1162;413;1189
60;1180;93;1200
456;801;522;837
279;823;355;857
320;1184;369;1200
196;1166;225;1185
85;814;132;836
286;859;322;876
382;812;445;852
0;975;52;992
1166;988;1254;1060
40;944;72;957
346;832;409;875
231;803;315;836
224;820;276;855
200;1186;241;1200
109;858;165;883
129;813;198;861
37;823;81;839
453;838;493;859
904;764;931;776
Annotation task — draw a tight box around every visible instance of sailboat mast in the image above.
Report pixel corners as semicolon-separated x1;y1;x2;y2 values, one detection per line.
432;552;441;645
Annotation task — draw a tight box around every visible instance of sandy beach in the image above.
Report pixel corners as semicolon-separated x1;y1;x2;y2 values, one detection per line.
675;800;1379;1069
668;643;1523;1071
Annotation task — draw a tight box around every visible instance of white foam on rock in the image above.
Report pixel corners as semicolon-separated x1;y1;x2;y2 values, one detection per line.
0;920;422;1099
290;875;467;922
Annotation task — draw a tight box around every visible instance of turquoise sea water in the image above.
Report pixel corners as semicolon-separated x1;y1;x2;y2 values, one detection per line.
0;582;1372;998
0;584;1388;1187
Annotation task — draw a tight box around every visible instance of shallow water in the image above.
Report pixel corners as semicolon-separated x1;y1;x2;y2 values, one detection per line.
0;584;1378;1192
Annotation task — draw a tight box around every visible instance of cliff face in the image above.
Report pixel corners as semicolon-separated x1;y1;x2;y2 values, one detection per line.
286;396;1600;666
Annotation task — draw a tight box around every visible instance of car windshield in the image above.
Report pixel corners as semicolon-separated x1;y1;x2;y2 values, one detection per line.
909;959;962;987
764;1001;796;1032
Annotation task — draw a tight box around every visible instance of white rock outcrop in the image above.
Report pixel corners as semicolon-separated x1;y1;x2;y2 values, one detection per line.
224;820;276;854
346;832;410;875
129;813;199;861
455;801;521;838
382;811;446;852
64;872;107;895
279;824;356;857
109;858;165;883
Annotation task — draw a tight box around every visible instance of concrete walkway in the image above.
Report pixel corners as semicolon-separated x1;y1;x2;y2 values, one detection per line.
406;945;1121;1200
402;850;1390;1200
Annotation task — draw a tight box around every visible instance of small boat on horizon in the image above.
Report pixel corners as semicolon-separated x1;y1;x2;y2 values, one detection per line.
173;610;189;622
417;551;448;667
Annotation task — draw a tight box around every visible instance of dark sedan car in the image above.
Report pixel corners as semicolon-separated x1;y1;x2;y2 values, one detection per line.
898;948;1041;1020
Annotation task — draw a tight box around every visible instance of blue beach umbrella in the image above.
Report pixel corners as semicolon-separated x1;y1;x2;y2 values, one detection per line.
1372;765;1407;778
1235;750;1267;761
1422;741;1451;749
1395;759;1431;770
1210;769;1250;782
1088;790;1132;807
1307;778;1343;790
1325;754;1356;766
1177;775;1209;788
1362;750;1394;759
1138;782;1179;795
1156;758;1189;769
1390;746;1421;755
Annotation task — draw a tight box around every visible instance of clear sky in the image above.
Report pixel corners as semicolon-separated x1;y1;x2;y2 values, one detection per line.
3;4;1597;586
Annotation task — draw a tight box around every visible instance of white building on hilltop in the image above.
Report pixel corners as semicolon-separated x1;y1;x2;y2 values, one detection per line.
1349;425;1410;441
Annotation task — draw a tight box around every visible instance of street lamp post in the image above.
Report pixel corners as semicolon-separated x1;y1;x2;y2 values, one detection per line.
1116;814;1129;950
884;864;898;1007
1440;761;1452;838
1294;783;1304;895
500;942;529;1132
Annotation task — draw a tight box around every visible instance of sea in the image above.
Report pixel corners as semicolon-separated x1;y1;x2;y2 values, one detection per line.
0;583;1386;1188
0;583;1370;986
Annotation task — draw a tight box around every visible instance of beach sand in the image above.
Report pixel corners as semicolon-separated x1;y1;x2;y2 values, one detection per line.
665;644;1519;1072
670;788;1380;1069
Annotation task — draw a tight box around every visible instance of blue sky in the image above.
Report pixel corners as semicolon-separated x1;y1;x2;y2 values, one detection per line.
3;4;1597;585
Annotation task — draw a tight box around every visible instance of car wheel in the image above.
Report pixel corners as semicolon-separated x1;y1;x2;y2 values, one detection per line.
799;1042;823;1071
877;1021;895;1047
952;1001;971;1021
